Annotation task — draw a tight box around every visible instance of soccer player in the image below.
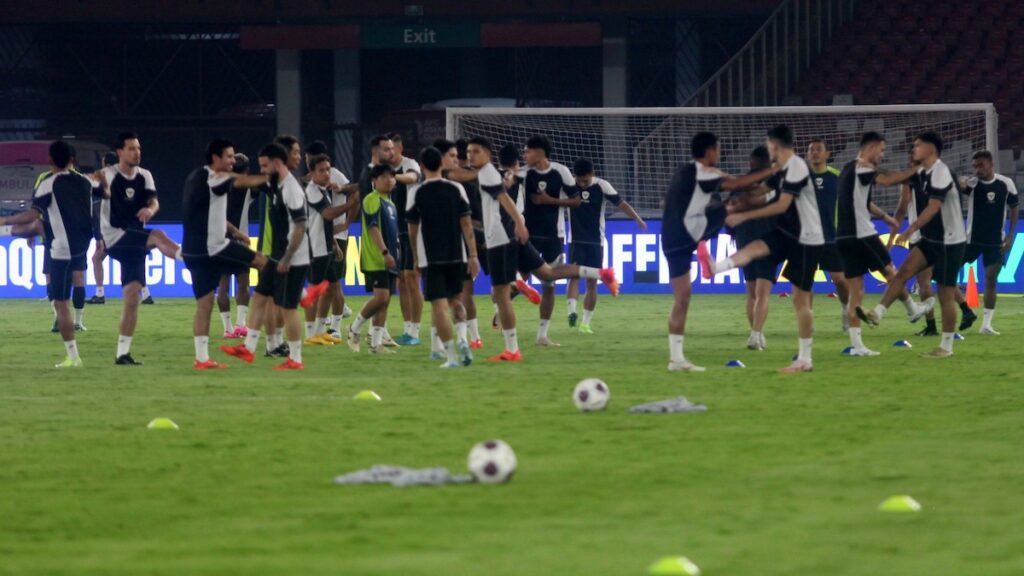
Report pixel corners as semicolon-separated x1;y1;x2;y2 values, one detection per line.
302;154;354;345
522;135;581;347
221;143;310;370
891;154;941;336
407;146;480;367
98;132;182;365
216;152;254;339
700;125;828;373
663;132;777;371
807;138;850;329
0;141;93;367
565;158;646;334
181;139;269;369
468;136;618;363
834;132;923;356
728;146;778;351
388;132;425;346
346;164;401;354
961;150;1018;334
868;132;965;358
88;151;118;305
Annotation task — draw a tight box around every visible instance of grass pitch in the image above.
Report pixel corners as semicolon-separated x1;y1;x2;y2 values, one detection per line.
1;293;1023;575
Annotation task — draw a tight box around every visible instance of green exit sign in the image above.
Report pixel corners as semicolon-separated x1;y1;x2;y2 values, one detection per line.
362;23;479;48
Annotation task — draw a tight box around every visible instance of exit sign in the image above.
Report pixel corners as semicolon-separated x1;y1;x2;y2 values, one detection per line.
362;23;479;48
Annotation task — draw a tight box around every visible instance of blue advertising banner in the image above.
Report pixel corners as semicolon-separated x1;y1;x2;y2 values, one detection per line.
2;220;1022;298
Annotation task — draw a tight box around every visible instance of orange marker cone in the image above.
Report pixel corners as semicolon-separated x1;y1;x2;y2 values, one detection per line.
965;267;980;309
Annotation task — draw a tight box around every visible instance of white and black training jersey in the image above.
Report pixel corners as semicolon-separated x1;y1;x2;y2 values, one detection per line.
906;171;930;244
392;156;422;237
305;181;335;259
568;177;621;246
32;170;94;260
836;159;881;240
966;174;1018;246
479;163;516;249
775;155;825;246
266;173;310;266
524;161;574;240
329;167;351;241
406;177;472;267
99;165;157;248
181;167;234;258
920;160;966;245
225;184;252;232
661;161;723;253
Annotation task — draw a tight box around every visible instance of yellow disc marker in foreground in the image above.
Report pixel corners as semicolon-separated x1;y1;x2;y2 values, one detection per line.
879;495;922;512
353;390;382;401
648;556;701;576
146;417;180;431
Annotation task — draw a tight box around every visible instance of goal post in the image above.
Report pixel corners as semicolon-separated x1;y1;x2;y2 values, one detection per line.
446;104;998;216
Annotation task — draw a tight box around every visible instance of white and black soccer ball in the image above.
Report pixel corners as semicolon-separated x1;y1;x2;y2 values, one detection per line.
573;378;610;412
467;439;517;484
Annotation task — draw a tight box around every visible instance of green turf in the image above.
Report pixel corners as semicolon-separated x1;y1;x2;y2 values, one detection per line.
1;294;1023;576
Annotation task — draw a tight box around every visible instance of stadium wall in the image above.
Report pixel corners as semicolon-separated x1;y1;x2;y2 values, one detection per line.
2;221;1023;298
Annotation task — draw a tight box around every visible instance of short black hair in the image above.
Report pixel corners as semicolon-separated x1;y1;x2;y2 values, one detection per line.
767;125;794;147
205;138;234;165
690;132;719;159
468;136;493;154
750;145;770;163
860;131;886;147
49;140;73;169
304;140;328;156
273;134;299;151
808;137;827;147
102;152;117;167
387;132;403;144
308;153;331;170
258;143;289;163
972;150;994;162
432;138;456;155
525;135;552;158
498;143;519;168
419;146;442;172
232;153;249;174
455;138;469;160
370;163;395;179
572;158;594;177
114;132;138;150
915;131;944;155
369;134;391;152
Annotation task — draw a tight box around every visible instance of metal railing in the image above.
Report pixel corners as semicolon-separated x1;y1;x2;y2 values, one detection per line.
685;0;857;107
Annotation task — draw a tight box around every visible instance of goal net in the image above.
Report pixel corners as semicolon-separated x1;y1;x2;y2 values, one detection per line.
447;105;998;216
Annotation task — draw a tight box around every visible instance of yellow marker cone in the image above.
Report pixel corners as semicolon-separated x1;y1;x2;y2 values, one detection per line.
353;390;382;401
648;556;701;576
879;495;922;512
146;417;179;431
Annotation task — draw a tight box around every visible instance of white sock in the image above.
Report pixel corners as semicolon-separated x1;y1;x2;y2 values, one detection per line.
579;266;599;280
567;298;578;314
456;321;468;344
330;315;342;333
351;314;368;333
305;321;315;337
444;340;457;364
383;327;393;341
900;297;917;315
873;304;887;320
410;322;421;339
116;335;132;357
750;329;762;342
96;286;105;297
74;308;84;325
404;321;413;337
797;337;813;364
314;317;326;335
371;326;384;348
194;336;209;362
841;303;848;317
716;257;736;273
64;339;79;360
236;305;248;327
668;334;685;363
245;329;261;353
174;247;183;262
502;328;519;353
982;308;994;328
289;340;302;363
849;327;864;349
265;332;276;352
582;309;594;325
430;327;443;352
940;332;954;352
140;286;150;300
467;318;480;341
220;312;233;333
0;224;12;236
51;300;56;315
537;319;550;339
